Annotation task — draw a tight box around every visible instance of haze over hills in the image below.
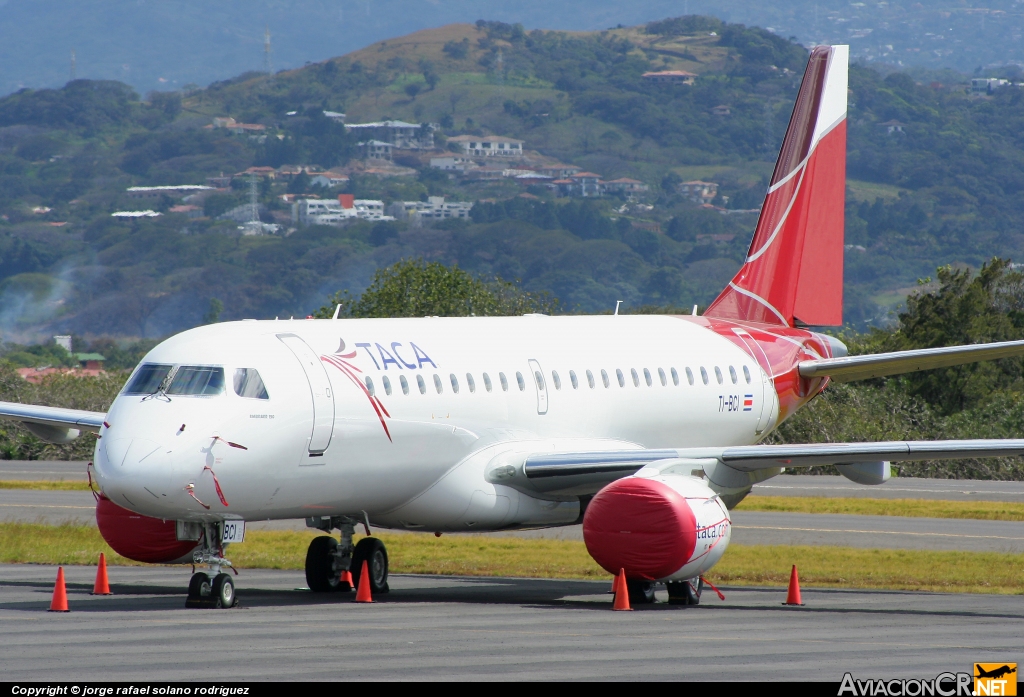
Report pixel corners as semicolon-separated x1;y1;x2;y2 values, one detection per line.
2;16;1024;342
3;1;1024;98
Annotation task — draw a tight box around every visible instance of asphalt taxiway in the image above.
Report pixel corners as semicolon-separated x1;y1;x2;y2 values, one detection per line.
0;564;1018;681
6;487;1023;552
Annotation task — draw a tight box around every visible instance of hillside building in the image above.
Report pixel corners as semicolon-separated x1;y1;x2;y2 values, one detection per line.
430;156;475;172
386;196;473;224
344;120;435;149
447;135;525;157
642;70;696;85
293;196;393;226
361;140;394;161
678;180;718;203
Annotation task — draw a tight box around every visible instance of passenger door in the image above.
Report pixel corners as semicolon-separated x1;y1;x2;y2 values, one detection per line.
528;358;548;415
278;334;335;453
732;328;772;434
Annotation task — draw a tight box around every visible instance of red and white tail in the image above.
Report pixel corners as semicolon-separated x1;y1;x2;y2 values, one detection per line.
705;45;849;327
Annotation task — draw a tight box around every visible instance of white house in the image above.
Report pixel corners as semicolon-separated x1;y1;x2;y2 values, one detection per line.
345;120;434;149
310;172;351;188
447;135;525;157
361;140;393;161
387;196;473;223
430;156;475;172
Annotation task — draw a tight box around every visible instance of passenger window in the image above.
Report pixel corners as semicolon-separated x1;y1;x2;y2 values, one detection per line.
616;369;625;387
382;375;392;396
124;363;173;395
400;375;410;395
686;367;694;386
729;366;738;384
569;370;578;389
601;369;610;388
587;370;595;388
658;368;667;386
516;372;526;391
714;366;724;384
552;371;561;390
167;366;225;396
233;368;269;399
500;372;509;391
467;373;476;393
483;373;493;392
434;374;443;394
643;368;653;387
700;367;709;385
671;367;679;386
450;374;459;393
364;376;375;396
417;375;426;394
743;365;752;383
534;371;545;390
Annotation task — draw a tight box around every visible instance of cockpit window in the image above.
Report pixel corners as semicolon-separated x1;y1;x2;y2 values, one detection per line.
166;366;225;396
233;368;269;399
124;364;173;395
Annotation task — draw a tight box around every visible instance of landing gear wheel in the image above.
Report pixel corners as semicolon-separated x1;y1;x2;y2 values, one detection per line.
667;578;703;606
212;573;235;608
351;537;389;594
185;572;213;608
305;536;342;592
627;579;656;605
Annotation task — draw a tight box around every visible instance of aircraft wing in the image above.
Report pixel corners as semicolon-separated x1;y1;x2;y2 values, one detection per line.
518;440;1024;495
798;339;1024;383
0;400;105;433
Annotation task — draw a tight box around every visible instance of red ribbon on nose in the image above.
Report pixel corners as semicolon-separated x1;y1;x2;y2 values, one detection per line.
203;466;229;507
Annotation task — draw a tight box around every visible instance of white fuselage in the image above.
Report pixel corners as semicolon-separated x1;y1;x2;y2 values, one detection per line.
93;315;778;531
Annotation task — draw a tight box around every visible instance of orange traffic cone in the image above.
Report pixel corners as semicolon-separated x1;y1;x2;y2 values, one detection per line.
783;564;805;606
92;553;111;595
49;567;69;612
612;568;632;611
340;569;353;591
354;560;374;603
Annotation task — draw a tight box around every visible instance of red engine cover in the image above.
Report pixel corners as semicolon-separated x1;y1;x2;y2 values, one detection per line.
583;478;698;580
96;495;199;564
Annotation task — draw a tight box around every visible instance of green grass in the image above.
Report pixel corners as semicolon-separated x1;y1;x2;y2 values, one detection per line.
4;523;1024;594
0;480;90;491
737;495;1024;521
847;178;908;202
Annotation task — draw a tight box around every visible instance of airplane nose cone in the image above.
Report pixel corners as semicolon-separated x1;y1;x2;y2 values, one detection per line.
95;437;178;513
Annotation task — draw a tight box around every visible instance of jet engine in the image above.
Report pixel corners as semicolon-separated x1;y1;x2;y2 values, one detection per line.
95;494;200;564
582;473;731;582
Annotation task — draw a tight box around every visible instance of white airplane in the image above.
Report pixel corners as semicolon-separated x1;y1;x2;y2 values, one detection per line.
5;45;1024;609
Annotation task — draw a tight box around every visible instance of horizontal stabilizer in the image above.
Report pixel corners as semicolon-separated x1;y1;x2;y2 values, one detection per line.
798;339;1024;382
0;400;105;433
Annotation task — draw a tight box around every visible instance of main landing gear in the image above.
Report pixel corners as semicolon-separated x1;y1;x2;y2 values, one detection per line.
304;516;389;596
666;577;703;606
186;522;236;609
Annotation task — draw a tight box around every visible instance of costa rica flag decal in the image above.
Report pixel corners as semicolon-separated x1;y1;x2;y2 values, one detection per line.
743;395;754;411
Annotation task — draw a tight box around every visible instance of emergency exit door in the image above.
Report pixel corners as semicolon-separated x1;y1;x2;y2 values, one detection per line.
528;359;548;415
278;334;335;453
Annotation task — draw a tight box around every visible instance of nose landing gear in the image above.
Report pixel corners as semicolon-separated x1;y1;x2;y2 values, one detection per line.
305;516;389;596
186;523;236;609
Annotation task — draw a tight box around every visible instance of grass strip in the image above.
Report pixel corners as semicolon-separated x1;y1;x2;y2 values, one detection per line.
736;495;1024;521
0;480;90;491
2;522;1023;594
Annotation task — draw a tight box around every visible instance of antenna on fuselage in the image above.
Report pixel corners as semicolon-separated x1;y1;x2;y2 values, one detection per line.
692;305;699;316
614;300;622;316
332;304;342;320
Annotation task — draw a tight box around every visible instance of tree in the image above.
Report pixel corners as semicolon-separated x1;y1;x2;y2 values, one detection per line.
881;259;1024;414
203;298;224;324
313;259;558;318
404;83;422;100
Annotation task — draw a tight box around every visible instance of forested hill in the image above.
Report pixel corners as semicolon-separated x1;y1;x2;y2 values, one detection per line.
2;17;1024;340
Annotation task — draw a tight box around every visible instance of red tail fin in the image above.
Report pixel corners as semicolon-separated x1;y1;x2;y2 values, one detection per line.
705;45;848;327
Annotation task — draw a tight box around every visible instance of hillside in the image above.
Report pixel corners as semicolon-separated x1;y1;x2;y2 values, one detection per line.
3;17;1024;341
3;1;1023;98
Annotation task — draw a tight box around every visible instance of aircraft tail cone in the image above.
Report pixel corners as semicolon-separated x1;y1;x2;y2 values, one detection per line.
354;560;374;603
92;553;111;595
340;569;353;592
49;567;69;612
783;564;805;606
612;568;632;611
